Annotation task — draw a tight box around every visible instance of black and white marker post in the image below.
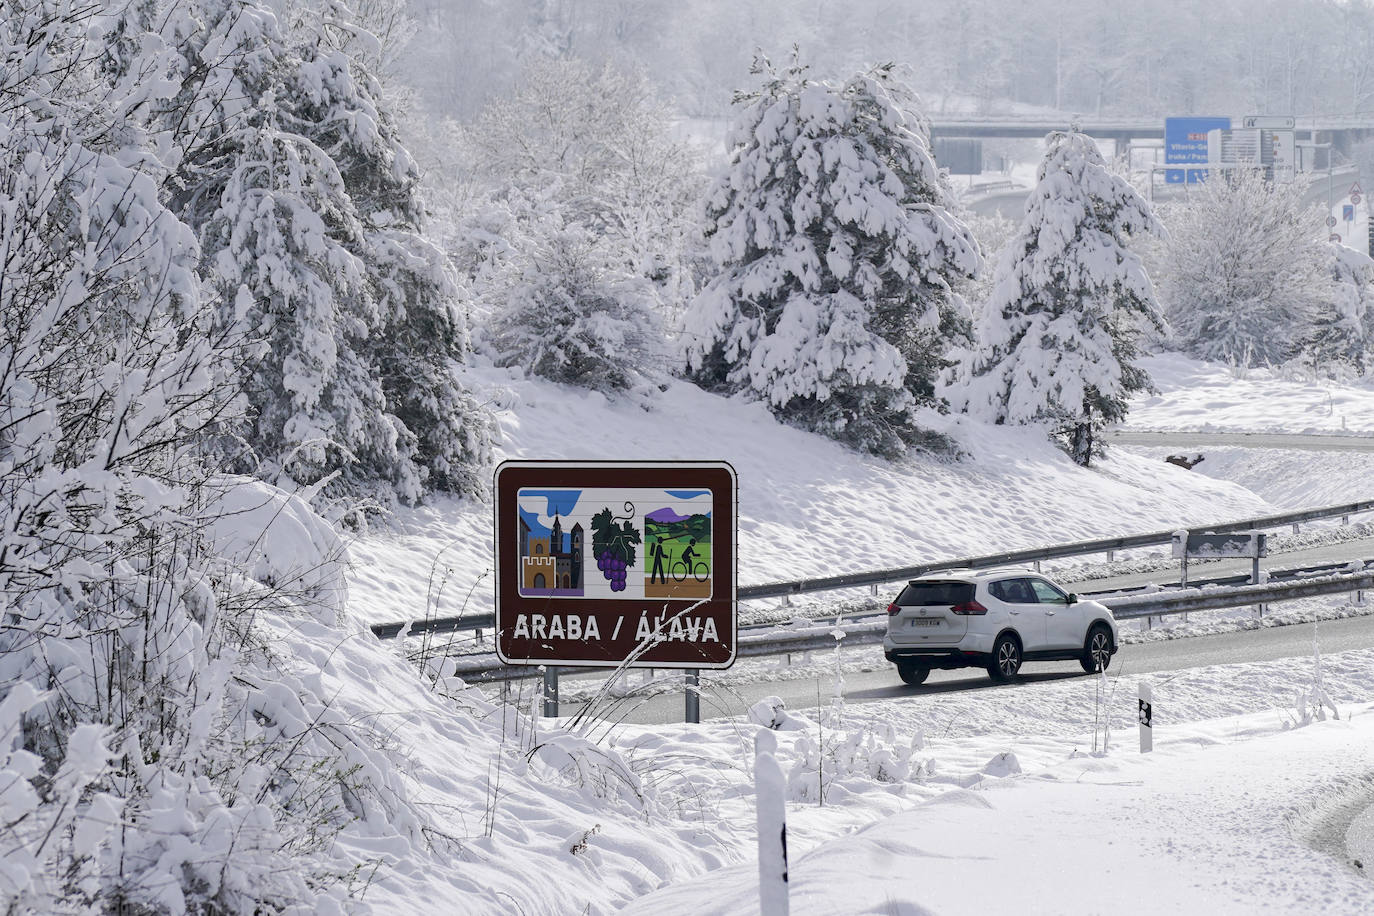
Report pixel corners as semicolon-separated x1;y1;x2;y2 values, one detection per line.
755;730;790;915
1139;681;1153;753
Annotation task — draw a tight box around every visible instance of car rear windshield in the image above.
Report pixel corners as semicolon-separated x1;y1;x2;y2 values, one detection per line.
895;581;974;606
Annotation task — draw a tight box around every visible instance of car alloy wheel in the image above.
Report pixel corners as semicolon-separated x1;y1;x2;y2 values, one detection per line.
1081;626;1112;673
989;635;1021;681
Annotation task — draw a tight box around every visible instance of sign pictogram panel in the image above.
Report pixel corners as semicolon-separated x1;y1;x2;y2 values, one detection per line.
495;461;737;669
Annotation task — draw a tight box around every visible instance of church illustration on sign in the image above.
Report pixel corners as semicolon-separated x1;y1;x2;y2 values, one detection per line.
519;513;584;596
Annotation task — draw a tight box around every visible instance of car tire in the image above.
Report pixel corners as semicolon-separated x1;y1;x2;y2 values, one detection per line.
1080;624;1114;673
896;662;930;686
987;634;1022;681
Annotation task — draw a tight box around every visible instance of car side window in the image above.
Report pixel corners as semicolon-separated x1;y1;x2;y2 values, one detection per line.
1029;579;1069;604
992;578;1037;603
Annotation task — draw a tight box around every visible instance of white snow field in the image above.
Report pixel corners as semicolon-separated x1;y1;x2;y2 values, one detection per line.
312;353;1374;914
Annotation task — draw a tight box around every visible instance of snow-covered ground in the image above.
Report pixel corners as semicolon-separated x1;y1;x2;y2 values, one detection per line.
1129;352;1374;435
325;602;1374;914
324;353;1374;913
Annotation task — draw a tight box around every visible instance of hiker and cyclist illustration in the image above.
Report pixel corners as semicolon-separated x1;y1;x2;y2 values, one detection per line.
644;503;711;599
649;536;706;584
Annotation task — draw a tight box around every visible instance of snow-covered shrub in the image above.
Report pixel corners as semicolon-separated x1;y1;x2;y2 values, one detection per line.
684;55;981;457
785;723;925;802
748;696;808;731
483;214;666;396
948;130;1164;466
1289;625;1341;727
1153;168;1334;368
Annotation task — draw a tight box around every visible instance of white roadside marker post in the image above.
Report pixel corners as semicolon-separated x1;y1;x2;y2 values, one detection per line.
1139;682;1153;753
755;730;790;916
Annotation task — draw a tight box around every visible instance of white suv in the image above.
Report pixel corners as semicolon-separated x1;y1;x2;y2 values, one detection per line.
882;569;1118;685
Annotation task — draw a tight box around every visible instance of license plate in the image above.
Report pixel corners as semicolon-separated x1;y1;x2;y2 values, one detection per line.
908;618;940;627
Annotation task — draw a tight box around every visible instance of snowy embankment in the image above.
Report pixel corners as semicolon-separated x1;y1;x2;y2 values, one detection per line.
348;358;1288;630
290;581;1374;914
1127;353;1374;435
304;353;1374;914
624;697;1374;914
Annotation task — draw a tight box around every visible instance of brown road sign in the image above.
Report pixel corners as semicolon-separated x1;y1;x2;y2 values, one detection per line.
494;461;738;669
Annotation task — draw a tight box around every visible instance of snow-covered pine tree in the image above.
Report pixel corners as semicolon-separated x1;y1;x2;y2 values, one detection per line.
1154;167;1333;367
949;130;1164;466
683;54;980;457
286;3;494;498
1300;243;1374;374
112;0;492;504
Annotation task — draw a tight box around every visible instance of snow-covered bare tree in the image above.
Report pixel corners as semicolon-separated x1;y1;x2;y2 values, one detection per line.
1154;168;1334;368
949;130;1164;466
1;5;287;908
461;56;704;323
486;210;665;395
683;55;981;457
2;8;443;911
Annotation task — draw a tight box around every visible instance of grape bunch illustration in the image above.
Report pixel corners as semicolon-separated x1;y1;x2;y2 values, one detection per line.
596;550;628;591
590;503;641;594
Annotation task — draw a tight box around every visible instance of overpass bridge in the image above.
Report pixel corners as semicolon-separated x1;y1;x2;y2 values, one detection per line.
930;115;1374;153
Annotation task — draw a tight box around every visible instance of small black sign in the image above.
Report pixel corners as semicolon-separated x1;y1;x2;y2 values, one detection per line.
1138;699;1153;728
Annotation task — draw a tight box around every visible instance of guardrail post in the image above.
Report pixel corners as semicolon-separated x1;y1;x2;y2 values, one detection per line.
1107;550;1115;563
1292;523;1300;535
1139;682;1153;753
1252;556;1263;617
1033;560;1041;572
685;669;700;723
869;583;878;597
542;666;559;717
475;627;484;645
1343;514;1351;526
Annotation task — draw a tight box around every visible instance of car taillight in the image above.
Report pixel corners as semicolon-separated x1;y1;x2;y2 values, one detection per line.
886;603;900;616
951;600;988;615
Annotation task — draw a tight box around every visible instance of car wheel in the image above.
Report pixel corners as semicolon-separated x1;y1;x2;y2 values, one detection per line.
987;634;1021;681
1080;624;1113;673
896;662;930;686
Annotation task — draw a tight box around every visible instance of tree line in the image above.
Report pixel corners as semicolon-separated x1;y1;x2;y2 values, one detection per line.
449;50;1374;468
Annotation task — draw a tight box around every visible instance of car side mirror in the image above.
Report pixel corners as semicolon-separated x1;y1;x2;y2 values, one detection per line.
1067;593;1078;604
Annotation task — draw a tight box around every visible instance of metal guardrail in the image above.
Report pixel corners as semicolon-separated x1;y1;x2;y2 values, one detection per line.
735;499;1374;601
369;499;1374;641
1103;569;1374;619
437;570;1374;683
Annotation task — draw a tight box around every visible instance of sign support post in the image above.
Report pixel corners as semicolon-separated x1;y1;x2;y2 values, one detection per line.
685;669;700;724
543;666;559;718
